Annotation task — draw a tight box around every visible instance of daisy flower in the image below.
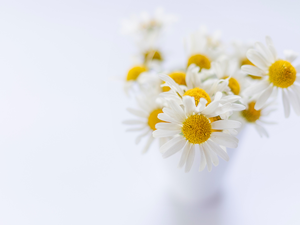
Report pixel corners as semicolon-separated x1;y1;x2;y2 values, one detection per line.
231;41;261;80
242;36;300;117
153;94;241;172
121;8;177;50
158;65;245;119
236;97;276;137
185;26;224;71
123;94;167;153
212;56;249;96
124;65;148;95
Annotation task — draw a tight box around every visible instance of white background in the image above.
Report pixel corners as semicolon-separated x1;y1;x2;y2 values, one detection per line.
0;0;300;224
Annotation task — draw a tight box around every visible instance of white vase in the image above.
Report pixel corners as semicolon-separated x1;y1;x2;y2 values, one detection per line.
161;149;235;205
160;129;245;205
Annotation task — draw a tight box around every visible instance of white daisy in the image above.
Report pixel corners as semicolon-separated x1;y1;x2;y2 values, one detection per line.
212;56;249;96
158;66;245;119
153;94;242;172
185;26;224;70
123;94;168;153
121;8;177;50
235;97;276;138
124;65;148;95
241;36;300;117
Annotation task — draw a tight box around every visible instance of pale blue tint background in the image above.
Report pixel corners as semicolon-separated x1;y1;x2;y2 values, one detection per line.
0;0;300;224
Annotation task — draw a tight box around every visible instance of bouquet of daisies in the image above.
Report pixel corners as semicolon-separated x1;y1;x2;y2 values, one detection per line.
122;8;300;172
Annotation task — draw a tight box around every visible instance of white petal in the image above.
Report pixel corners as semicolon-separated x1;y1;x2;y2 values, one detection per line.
196;98;207;112
185;145;196;172
205;142;219;166
126;126;146;132
142;135;154;154
159;74;184;96
162;138;187;158
266;36;277;60
282;89;291;118
201;100;220;116
291;84;300;96
243;79;270;96
284;50;298;63
241;65;265;77
287;88;300;116
127;108;148;118
159;137;168;147
178;141;191;168
211;120;241;130
160;136;183;154
207;139;230;161
183;96;196;116
168;100;186;122
135;129;150;144
153;129;180;138
158;113;181;124
255;41;274;64
219;95;241;103
199;145;206;172
210;132;238;148
254;123;269;138
155;122;182;130
247;49;269;71
202;143;212;172
255;85;274;110
209;150;219;167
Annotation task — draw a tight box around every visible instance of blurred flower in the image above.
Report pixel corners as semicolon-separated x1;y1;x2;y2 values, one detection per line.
123;94;168;153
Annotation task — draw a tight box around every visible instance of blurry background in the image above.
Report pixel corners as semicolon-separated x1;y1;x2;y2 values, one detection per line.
0;0;300;224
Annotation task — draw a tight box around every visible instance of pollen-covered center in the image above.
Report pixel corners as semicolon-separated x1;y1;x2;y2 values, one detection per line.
269;60;296;88
241;101;261;123
182;114;212;144
126;65;147;81
144;50;163;62
183;87;211;106
224;76;241;95
148;109;164;130
187;54;211;70
162;72;186;92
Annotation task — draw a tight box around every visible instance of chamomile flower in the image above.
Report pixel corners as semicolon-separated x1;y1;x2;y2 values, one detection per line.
153;94;241;172
158;66;245;119
185;27;224;70
124;94;167;153
212;56;248;95
242;36;300;117
121;8;177;50
236;96;276;137
124;65;148;95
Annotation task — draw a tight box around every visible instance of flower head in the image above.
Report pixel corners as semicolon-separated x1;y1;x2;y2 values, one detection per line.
242;36;300;117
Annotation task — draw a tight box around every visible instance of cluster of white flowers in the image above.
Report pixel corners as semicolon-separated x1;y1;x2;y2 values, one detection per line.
122;9;300;172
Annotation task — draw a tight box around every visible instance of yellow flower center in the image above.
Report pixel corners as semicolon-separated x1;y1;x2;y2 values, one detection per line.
144;50;163;62
241;101;261;123
187;54;211;70
224;76;240;95
126;66;147;81
269;60;296;88
183;87;211;106
148;109;164;130
162;72;186;92
182;114;212;144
